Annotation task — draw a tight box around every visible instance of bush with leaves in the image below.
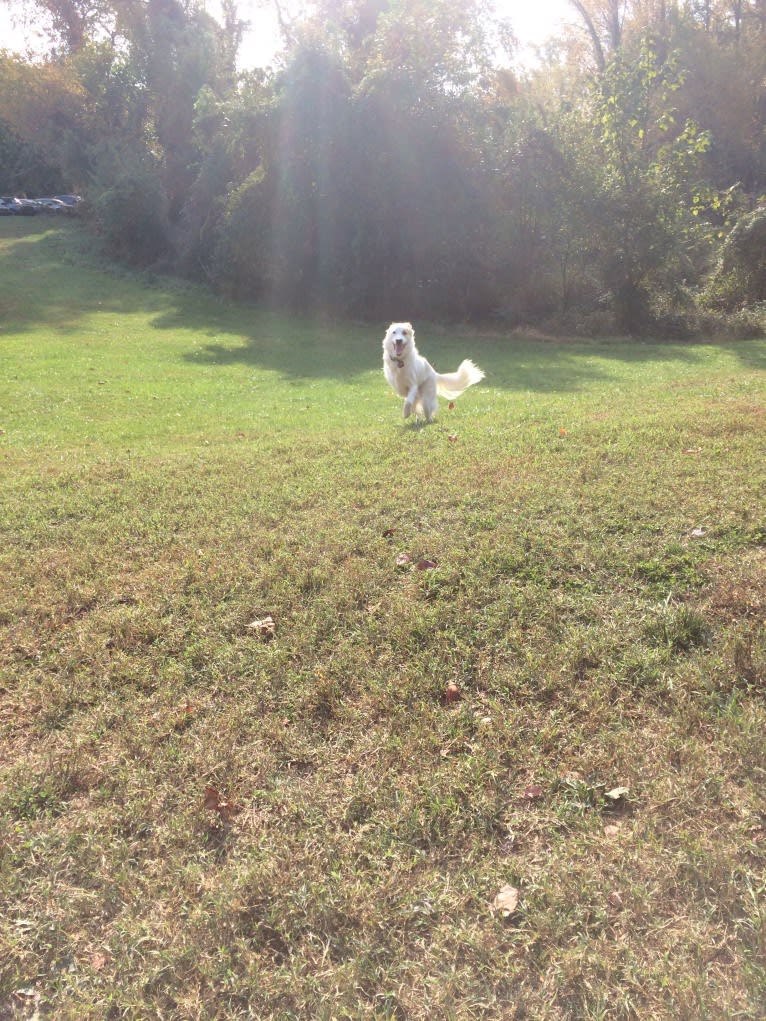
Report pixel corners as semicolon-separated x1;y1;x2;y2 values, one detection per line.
211;168;272;299
0;118;66;196
92;168;170;267
705;206;766;309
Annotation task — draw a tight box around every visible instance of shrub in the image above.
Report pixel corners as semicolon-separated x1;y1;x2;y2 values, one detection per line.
92;170;170;267
704;206;766;309
211;167;271;300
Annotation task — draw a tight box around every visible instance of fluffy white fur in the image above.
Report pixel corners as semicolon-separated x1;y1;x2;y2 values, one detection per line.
382;322;485;422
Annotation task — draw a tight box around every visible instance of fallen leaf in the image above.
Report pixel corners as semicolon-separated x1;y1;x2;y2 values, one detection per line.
448;433;458;442
444;681;461;703
203;785;242;821
603;823;622;838
522;784;544;801
395;553;412;567
607;890;624;909
364;602;381;614
492;884;519;917
448;401;455;410
416;559;437;570
559;427;567;436
246;615;276;638
690;527;706;538
382;528;396;538
604;786;629;802
684;447;702;454
203;785;222;811
90;952;108;972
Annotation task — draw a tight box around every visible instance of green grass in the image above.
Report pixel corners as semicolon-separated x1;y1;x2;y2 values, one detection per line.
2;217;766;1020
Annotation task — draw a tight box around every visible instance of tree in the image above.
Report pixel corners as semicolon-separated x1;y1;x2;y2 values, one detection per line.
0;52;88;185
581;39;711;330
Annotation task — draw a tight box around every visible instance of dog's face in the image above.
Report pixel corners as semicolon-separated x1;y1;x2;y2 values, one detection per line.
384;322;414;361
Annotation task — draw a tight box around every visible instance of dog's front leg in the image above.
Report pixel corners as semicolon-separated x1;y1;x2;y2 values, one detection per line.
402;384;419;419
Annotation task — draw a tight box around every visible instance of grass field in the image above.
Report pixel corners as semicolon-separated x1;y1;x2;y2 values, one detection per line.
1;217;765;1020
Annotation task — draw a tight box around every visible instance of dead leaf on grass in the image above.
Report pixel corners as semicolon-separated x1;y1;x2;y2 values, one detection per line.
492;884;520;917
90;952;109;972
382;528;396;538
203;785;242;821
444;681;461;704
522;784;544;802
416;559;437;570
607;890;624;909
246;615;276;639
396;554;412;567
604;786;630;803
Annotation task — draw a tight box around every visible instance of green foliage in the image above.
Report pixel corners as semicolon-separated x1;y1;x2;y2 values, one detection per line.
0;118;65;195
581;39;712;332
706;206;766;308
2;0;766;327
212;167;271;297
91;168;170;266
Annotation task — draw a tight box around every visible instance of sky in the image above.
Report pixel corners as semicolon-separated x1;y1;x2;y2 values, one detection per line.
0;0;576;68
231;0;577;69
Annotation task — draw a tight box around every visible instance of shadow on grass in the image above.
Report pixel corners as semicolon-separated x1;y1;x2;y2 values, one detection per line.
0;220;171;332
175;310;376;380
180;319;766;393
4;220;765;389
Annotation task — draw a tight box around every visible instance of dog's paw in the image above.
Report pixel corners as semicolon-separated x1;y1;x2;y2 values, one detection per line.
402;401;413;418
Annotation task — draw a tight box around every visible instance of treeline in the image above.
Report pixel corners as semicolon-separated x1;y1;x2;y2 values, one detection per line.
1;0;765;334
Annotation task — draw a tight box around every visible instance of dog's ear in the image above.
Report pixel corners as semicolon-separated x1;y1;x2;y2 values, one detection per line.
403;322;413;336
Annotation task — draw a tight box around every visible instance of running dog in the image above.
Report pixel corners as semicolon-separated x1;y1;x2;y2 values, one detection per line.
383;321;484;422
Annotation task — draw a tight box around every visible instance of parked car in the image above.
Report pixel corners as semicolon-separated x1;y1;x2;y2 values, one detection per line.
1;193;82;215
36;198;70;213
0;197;22;214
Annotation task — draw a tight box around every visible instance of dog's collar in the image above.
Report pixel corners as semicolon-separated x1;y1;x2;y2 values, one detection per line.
389;355;405;368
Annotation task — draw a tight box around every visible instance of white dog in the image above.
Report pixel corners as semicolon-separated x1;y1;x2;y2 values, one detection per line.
383;322;485;422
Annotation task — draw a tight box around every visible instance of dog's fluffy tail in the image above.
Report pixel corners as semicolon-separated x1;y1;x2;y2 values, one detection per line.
435;360;485;400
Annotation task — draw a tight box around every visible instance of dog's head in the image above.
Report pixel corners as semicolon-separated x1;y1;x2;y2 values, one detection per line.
383;322;414;363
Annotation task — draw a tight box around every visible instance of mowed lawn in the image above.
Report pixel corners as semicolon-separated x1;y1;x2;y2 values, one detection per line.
1;219;765;1020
